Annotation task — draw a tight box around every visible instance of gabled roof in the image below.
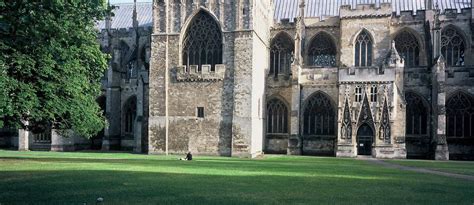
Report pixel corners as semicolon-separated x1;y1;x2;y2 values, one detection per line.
274;0;471;22
97;2;152;30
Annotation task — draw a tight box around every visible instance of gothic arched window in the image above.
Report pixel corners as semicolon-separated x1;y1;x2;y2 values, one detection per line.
270;33;294;77
406;92;429;136
395;31;420;67
308;32;337;67
355;30;373;67
441;27;465;67
447;92;474;138
266;99;289;134
124;96;137;134
182;11;223;71
303;92;335;135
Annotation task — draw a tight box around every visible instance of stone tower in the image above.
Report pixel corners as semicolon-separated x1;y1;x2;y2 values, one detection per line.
148;0;272;157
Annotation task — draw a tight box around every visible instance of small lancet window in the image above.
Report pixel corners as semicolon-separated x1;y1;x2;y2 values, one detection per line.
355;86;363;102
370;85;377;103
355;30;373;67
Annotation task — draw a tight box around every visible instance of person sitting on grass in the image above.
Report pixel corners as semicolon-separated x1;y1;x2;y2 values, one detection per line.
180;152;192;161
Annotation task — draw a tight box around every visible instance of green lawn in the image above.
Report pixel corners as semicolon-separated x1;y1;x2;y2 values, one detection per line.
0;151;473;204
384;159;474;176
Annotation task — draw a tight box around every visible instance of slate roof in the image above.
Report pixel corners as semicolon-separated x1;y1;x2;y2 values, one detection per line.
96;1;472;29
97;2;152;30
274;0;471;22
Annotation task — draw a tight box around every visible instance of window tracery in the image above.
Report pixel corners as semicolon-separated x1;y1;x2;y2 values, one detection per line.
303;93;335;135
182;11;223;71
355;30;373;67
394;31;420;67
441;27;465;67
341;99;352;139
266;99;289;134
270;33;294;77
379;99;391;142
406;92;429;136
308;33;337;67
447;92;474;138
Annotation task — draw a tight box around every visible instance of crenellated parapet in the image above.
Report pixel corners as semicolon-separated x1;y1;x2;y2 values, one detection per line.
175;64;226;82
340;3;392;19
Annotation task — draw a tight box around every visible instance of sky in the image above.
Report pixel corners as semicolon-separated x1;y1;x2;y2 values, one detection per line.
110;0;152;3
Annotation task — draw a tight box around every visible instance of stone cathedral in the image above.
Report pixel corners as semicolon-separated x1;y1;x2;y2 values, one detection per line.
2;0;474;160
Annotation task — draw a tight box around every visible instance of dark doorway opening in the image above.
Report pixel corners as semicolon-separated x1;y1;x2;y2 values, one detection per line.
357;123;374;156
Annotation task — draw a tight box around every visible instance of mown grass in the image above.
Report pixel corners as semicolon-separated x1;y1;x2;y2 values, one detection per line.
0;150;473;205
384;159;474;176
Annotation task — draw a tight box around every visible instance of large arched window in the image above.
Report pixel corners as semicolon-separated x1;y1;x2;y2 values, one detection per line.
355;30;373;67
308;32;337;67
406;92;429;136
441;27;465;67
266;99;289;134
124;96;137;134
270;33;294;77
303;92;335;135
395;31;420;67
447;92;474;138
182;11;223;71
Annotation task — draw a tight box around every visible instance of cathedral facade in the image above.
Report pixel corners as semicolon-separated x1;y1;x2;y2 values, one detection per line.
148;0;474;160
2;0;474;160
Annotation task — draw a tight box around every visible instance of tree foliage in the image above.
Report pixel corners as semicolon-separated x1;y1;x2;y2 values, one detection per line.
0;0;110;138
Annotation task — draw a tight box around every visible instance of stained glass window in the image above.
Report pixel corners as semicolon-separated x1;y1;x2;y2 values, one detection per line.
182;11;223;71
308;32;337;67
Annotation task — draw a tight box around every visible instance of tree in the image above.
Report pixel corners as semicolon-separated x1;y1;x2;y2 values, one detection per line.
0;0;110;138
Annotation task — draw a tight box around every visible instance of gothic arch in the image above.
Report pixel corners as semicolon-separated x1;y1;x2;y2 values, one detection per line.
393;28;424;67
355;93;375;132
353;29;374;67
266;97;290;134
115;40;131;68
405;91;430;136
441;25;468;67
350;28;376;47
122;96;137;135
269;32;294;77
307;31;337;67
179;9;224;67
446;91;474;138
301;91;337;136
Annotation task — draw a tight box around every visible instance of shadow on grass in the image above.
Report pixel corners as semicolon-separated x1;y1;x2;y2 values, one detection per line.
1;157;474;204
0;169;473;205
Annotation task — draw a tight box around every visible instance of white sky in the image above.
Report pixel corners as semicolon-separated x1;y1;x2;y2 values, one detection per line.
110;0;152;3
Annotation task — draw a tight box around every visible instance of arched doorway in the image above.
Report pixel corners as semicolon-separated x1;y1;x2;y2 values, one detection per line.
357;123;374;156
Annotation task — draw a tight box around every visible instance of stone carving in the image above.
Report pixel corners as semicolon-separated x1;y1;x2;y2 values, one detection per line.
341;99;352;139
358;93;374;125
379;99;391;142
